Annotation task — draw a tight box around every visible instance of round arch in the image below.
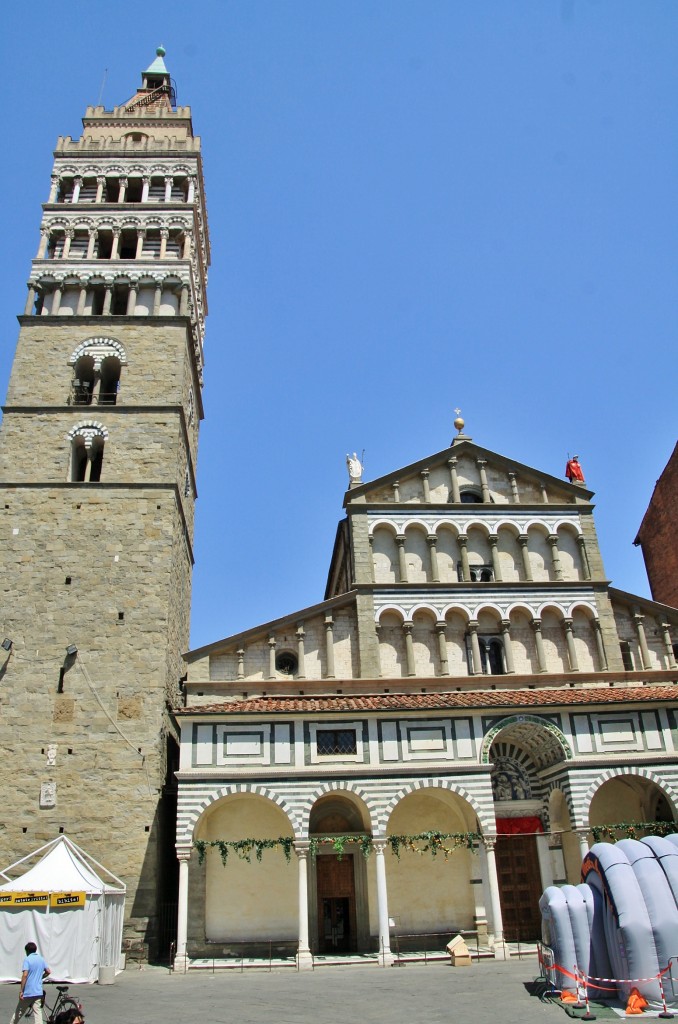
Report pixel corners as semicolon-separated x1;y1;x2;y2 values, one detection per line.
299;780;377;836
377;778;490;835
179;782;301;845
581;766;678;827
480;715;573;766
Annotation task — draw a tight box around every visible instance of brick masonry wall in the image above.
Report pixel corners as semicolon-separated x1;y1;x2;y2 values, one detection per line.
636;444;678;608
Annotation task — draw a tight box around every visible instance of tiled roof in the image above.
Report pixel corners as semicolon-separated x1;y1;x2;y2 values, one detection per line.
178;684;678;716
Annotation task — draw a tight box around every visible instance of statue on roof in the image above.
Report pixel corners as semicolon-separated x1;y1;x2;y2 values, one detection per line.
346;452;363;485
565;454;585;484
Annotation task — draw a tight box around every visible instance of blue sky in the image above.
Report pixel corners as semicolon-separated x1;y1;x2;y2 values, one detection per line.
1;2;676;649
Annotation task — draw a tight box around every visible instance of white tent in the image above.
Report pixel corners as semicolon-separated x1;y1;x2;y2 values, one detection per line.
0;836;125;984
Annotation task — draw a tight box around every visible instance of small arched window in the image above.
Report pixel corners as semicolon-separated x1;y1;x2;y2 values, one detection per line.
460;489;482;503
69;339;126;406
67;423;109;483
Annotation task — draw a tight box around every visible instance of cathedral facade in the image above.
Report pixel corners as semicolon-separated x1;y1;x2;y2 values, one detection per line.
175;424;678;967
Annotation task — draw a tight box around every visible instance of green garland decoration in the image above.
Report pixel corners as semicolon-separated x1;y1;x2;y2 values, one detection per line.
589;821;675;844
194;831;481;865
194;823;677;866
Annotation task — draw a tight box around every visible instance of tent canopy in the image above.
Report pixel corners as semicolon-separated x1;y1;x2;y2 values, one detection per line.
0;836;125;895
0;836;125;984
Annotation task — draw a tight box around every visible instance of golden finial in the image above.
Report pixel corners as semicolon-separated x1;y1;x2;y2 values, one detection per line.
453;408;465;434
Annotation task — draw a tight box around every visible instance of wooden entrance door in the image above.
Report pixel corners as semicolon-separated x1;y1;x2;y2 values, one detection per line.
316;854;357;953
495;834;543;941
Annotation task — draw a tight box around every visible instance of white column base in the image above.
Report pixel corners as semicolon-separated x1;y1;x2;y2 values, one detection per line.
173;954;190;973
296;950;314;970
491;940;509;961
379;949;395;967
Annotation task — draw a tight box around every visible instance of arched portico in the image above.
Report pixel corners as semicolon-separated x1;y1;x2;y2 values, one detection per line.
484;716;571;942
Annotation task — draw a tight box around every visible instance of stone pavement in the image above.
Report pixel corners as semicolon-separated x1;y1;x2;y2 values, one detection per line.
0;958;562;1024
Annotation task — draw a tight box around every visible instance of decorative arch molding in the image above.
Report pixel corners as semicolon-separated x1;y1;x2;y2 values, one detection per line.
545;781;576;827
440;603;471;622
504;601;539;619
472;602;505;620
378;778;491;835
300;780;377;835
66;421;109;448
566;601;599;619
408;602;442;621
399;518;432;534
369;519;399;537
554;520;583;537
374;605;407;624
69;338;127;369
184;782;301;841
480;715;573;765
580;766;678;826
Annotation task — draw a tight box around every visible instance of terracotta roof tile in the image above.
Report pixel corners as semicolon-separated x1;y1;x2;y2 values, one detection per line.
178;684;678;716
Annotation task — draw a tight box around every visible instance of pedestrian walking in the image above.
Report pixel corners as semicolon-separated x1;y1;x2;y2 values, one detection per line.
9;942;50;1024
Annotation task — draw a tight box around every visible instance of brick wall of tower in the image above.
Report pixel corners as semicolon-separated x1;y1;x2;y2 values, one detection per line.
636;443;678;609
0;316;199;945
0;485;192;936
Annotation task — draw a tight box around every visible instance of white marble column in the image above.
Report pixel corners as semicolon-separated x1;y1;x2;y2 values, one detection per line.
71;176;82;204
457;534;471;582
477;459;491;503
467;620;482;675
483;838;508;959
548;534;564;581
518;534;533;581
175;851;191;972
435;621;449;676
268;636;276;679
402;623;416;677
447;457;461;503
420;469;431;502
48;175;60;203
427;535;440;582
531;618;548;673
164;175;174;202
593;618;609;671
501;619;515;674
296;625;306;680
535;833;554;890
374;840;394;965
576;830;590;865
295;844;313;969
488;534;503;582
660;622;677;669
395;535;408;583
324;616;335;679
508;471;520;503
236;648;245;680
563;618;579;672
141;176;151;202
634;613;652;670
577;535;592;580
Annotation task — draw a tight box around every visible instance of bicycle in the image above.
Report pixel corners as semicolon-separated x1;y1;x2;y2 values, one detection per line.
39;985;85;1024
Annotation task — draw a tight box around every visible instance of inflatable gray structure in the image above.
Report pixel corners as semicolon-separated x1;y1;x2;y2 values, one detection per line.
540;835;678;1005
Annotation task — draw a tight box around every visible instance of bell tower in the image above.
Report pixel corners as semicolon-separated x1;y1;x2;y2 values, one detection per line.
0;48;209;950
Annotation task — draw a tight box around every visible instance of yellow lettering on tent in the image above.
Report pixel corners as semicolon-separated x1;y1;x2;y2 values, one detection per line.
12;893;49;907
50;892;86;909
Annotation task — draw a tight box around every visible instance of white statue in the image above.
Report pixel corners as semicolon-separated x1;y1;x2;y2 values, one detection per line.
46;744;57;766
346;452;363;484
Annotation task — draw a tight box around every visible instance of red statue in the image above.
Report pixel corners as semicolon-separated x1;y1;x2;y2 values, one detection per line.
565;455;585;483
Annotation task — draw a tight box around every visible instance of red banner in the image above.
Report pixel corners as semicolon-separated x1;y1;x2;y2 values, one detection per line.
496;816;544;835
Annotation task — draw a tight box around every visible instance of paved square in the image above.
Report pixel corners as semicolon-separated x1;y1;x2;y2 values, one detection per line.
0;960;557;1024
